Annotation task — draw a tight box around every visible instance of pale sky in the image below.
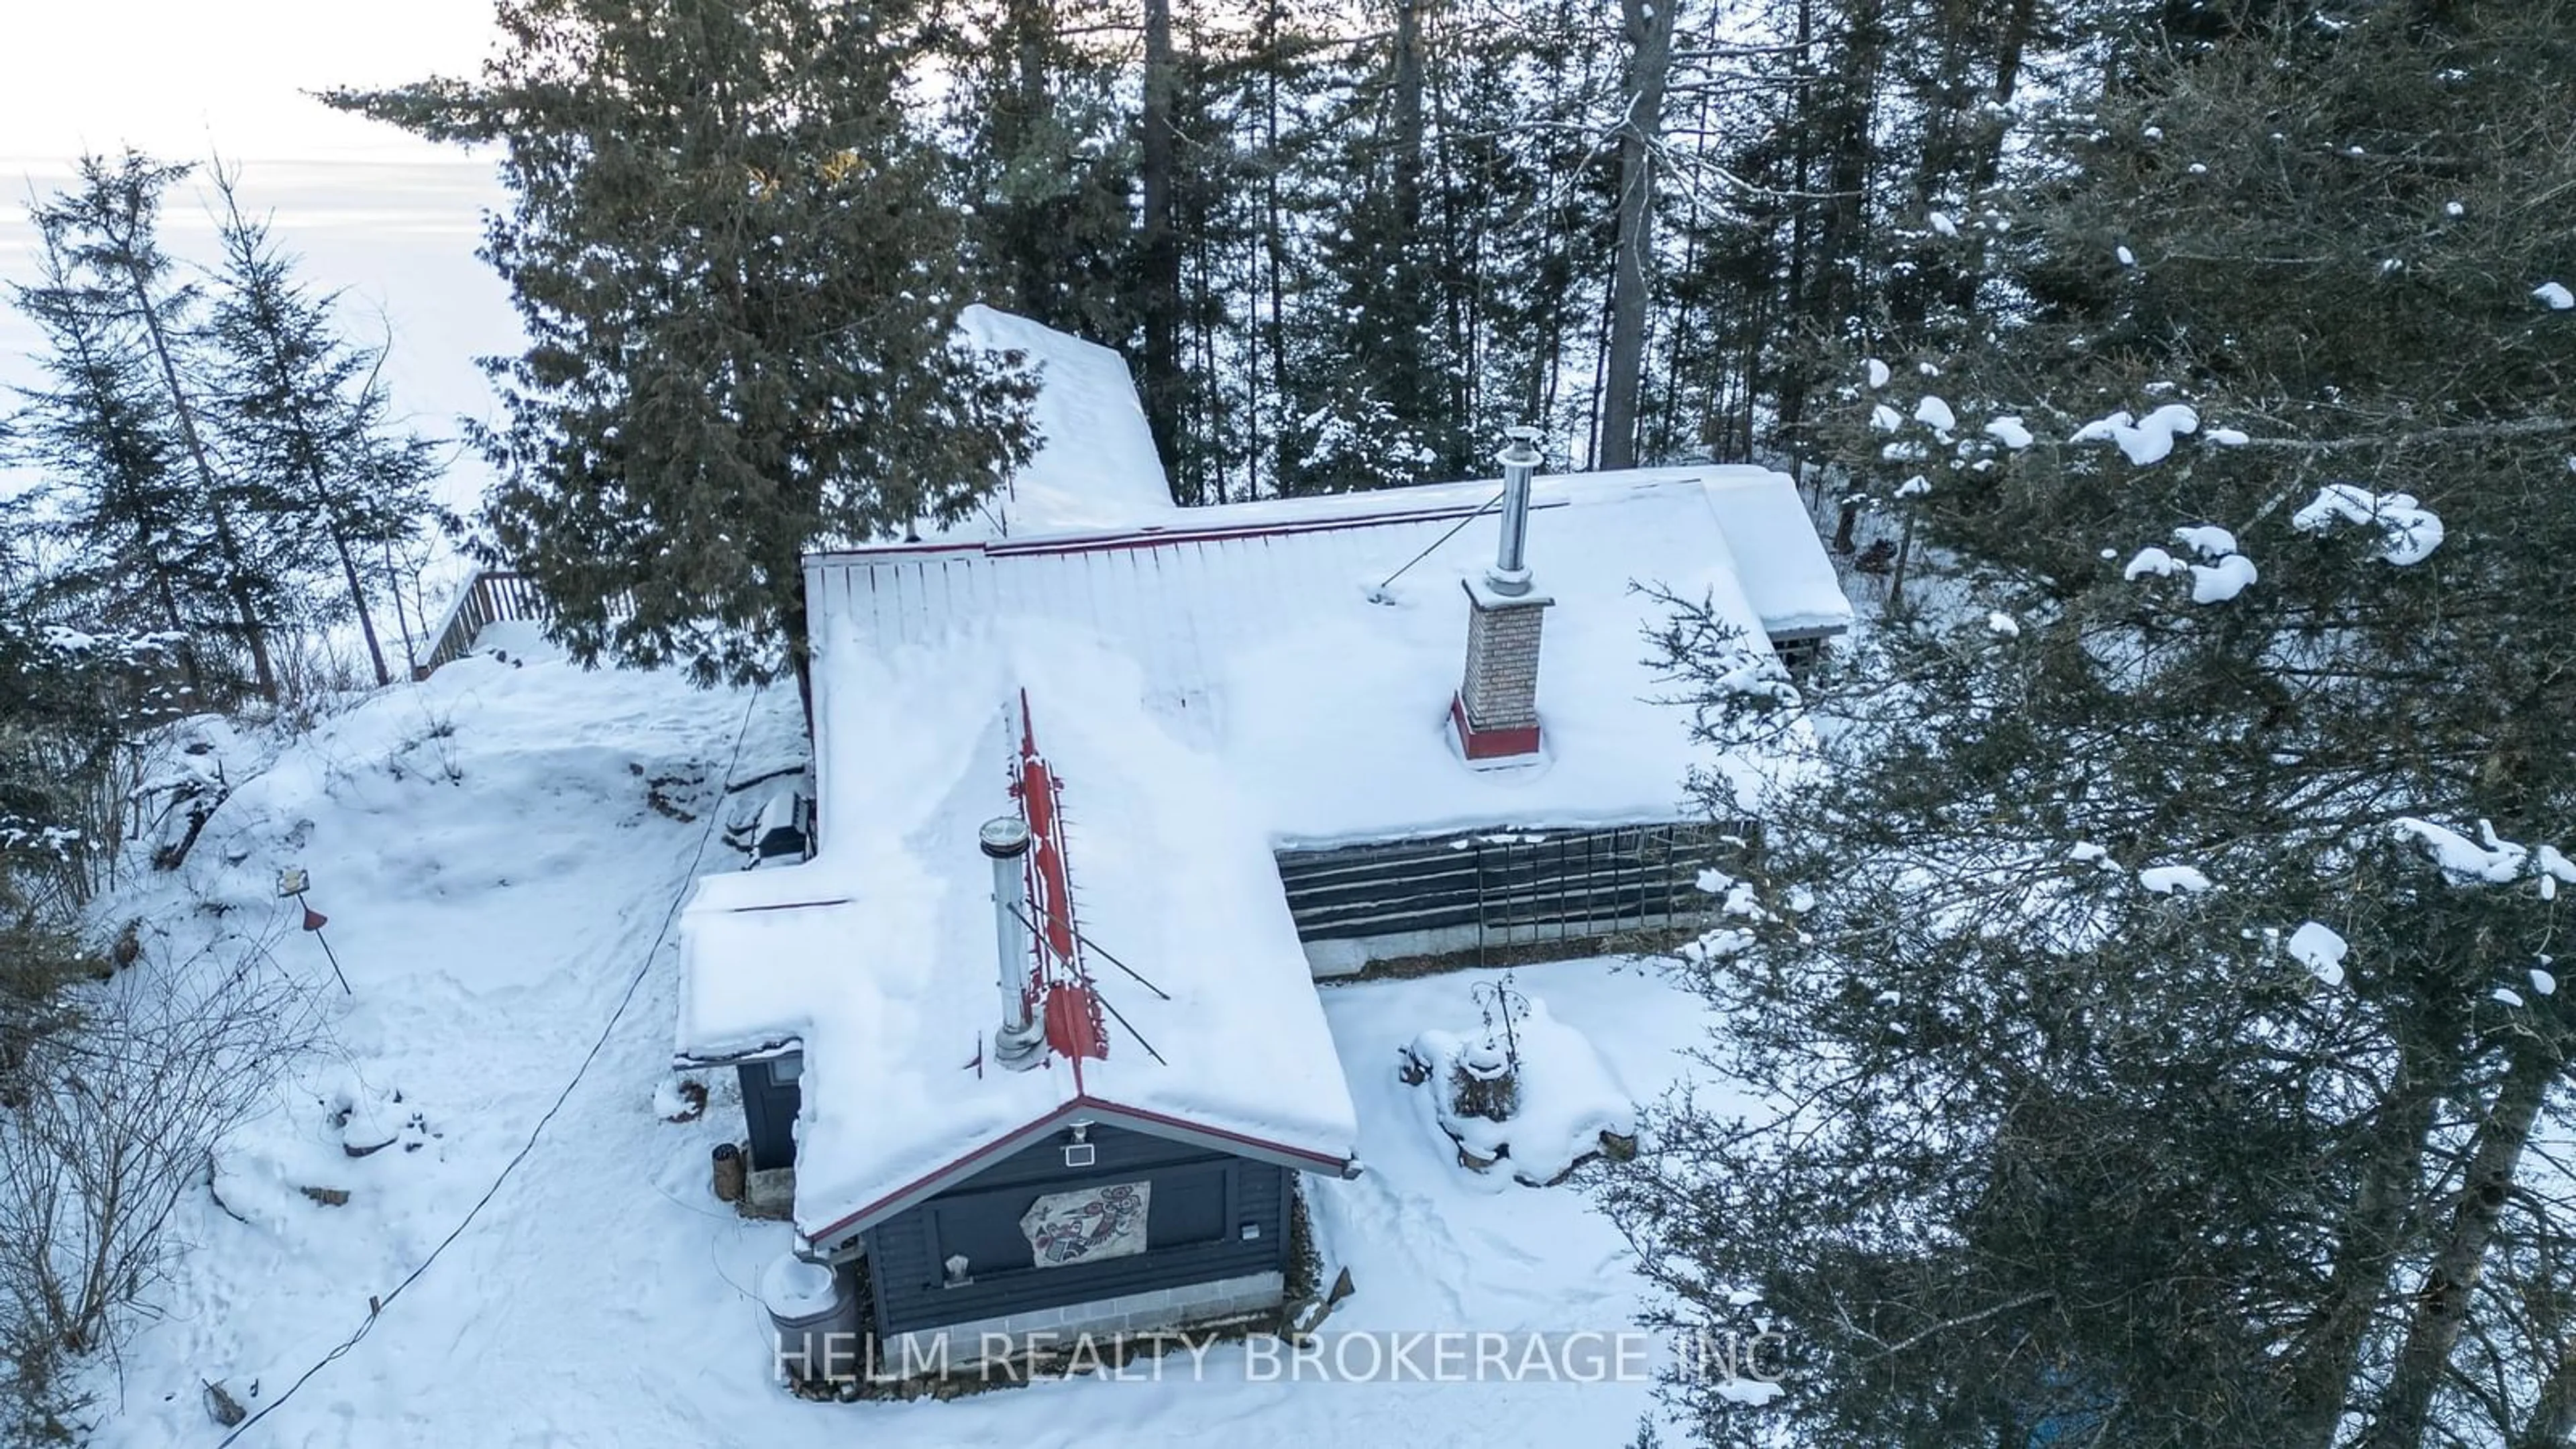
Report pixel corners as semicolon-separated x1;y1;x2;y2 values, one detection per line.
0;3;519;523
0;1;501;164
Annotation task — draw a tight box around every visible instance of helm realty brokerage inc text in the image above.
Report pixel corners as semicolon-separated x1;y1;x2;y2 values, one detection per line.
778;1328;1786;1387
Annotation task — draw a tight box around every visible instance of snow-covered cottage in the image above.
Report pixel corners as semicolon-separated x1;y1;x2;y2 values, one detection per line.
671;309;1848;1375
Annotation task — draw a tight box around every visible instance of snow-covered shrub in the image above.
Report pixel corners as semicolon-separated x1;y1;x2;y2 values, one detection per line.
1401;979;1635;1188
0;943;318;1432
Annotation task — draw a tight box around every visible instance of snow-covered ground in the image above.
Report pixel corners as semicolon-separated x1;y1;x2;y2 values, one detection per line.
77;633;1747;1448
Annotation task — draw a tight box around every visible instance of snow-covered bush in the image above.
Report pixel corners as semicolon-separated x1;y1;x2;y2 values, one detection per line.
0;943;318;1435
1401;978;1636;1188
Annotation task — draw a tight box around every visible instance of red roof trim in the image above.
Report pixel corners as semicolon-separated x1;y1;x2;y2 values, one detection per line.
1082;1097;1357;1173
806;1094;1357;1243
807;1102;1083;1244
807;497;1574;566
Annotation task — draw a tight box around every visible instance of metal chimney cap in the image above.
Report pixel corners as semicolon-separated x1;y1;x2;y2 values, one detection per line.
978;816;1032;858
1499;426;1542;466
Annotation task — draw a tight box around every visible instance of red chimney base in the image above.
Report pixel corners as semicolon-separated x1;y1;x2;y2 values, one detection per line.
1450;694;1542;761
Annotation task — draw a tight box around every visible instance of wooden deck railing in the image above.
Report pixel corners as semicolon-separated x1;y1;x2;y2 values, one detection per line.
413;570;550;680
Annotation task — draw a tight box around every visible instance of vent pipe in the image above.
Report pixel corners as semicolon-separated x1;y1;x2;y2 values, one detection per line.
1488;426;1542;596
979;816;1046;1070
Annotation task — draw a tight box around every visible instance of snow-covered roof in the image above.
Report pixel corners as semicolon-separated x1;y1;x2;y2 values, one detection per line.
931;305;1175;541
672;464;1843;1243
678;627;1361;1245
810;467;1841;847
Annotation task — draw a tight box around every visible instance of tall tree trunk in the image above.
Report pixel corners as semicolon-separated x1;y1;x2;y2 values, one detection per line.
1260;0;1289;493
1598;0;1677;471
2274;1040;2452;1449
2512;1344;2576;1449
382;538;422;680
1774;0;1819;469
1138;0;1183;494
2361;1040;2561;1449
326;525;392;687
120;266;277;702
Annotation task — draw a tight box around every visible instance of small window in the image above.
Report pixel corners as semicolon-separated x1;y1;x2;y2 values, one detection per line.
768;1053;803;1084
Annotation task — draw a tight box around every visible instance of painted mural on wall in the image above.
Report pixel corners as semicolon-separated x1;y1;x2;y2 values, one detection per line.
1020;1181;1151;1267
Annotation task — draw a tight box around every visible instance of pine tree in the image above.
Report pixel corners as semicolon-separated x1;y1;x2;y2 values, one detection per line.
6;212;217;698
1616;4;2576;1446
201;166;443;688
327;0;1038;692
942;0;1139;348
31;153;285;701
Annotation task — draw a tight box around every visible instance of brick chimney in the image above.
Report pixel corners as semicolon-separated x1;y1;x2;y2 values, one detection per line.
1450;427;1551;762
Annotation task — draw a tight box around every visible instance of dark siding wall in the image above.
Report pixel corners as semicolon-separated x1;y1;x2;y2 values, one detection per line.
737;1057;801;1172
864;1124;1290;1335
1276;822;1746;949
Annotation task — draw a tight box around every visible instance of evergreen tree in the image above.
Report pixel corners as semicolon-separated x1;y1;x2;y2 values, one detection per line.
30;153;286;700
1617;4;2576;1446
201;166;443;688
327;0;1038;691
6;214;216;698
941;0;1139;348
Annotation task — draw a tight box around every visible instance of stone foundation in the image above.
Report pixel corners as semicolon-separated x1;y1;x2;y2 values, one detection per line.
883;1271;1285;1374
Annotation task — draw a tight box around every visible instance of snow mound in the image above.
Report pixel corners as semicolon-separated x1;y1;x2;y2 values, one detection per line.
2124;547;2186;581
2291;484;2444;565
759;1254;841;1318
2172;525;2238;558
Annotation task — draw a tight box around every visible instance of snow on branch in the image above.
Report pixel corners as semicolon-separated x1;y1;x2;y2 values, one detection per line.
2290;484;2445;566
2071;403;2198;466
2389;817;2576;894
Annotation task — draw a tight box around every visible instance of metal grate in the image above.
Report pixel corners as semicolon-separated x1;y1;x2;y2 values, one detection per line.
1275;821;1748;964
